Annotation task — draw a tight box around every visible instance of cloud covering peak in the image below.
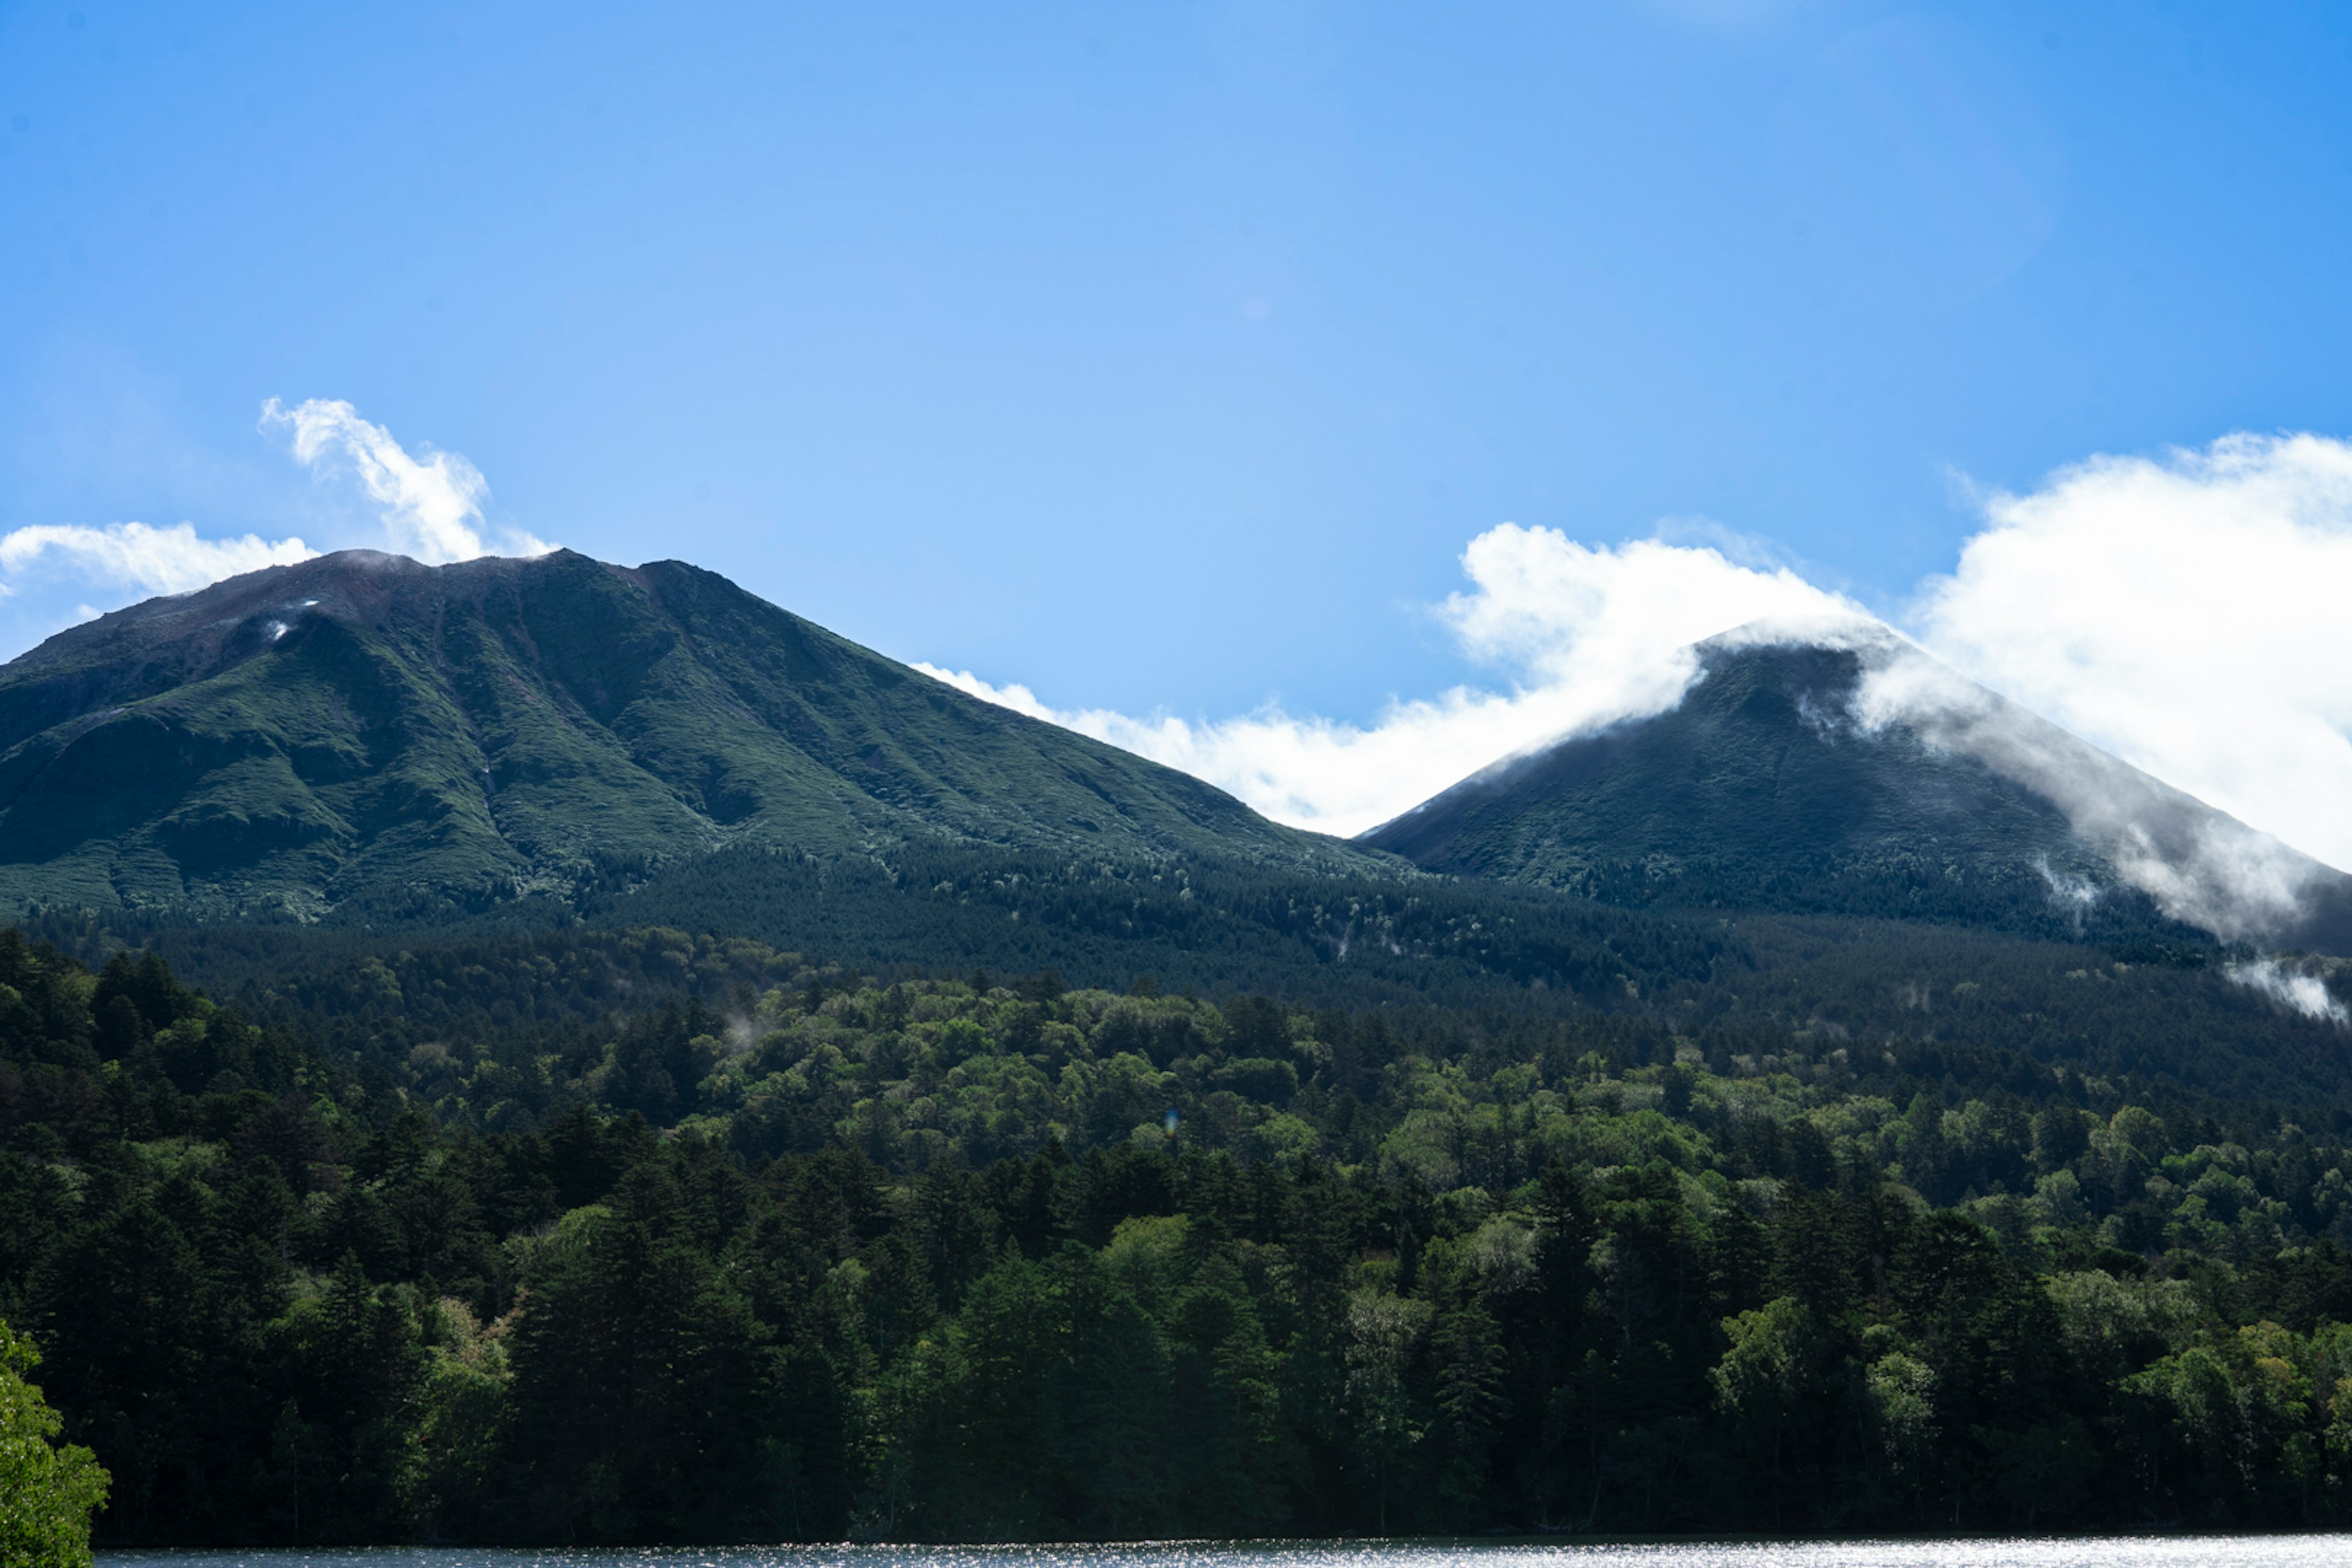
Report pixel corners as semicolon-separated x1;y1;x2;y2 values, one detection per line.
922;527;1871;837
928;432;2352;892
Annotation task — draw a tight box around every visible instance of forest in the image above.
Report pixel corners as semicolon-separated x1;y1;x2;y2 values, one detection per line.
7;911;2352;1544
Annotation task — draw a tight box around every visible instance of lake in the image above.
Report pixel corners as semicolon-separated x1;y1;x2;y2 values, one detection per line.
90;1540;2352;1568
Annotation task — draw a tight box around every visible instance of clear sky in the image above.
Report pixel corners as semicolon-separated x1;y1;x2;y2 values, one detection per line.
6;2;2352;856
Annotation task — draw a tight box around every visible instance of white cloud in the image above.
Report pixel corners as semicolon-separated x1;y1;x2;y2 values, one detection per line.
1912;434;2352;875
2225;957;2349;1026
922;432;2352;928
1437;525;1869;693
260;397;553;563
922;526;1869;837
0;521;315;598
0;401;551;639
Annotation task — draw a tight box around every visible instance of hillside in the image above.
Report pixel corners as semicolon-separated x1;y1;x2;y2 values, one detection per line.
1365;635;2352;953
0;550;1387;922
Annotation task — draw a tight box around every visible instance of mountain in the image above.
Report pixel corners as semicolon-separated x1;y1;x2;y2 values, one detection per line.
15;557;2344;964
1363;631;2352;954
0;549;1386;921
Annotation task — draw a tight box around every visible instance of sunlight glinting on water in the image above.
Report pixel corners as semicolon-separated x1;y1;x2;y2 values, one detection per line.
91;1539;2352;1568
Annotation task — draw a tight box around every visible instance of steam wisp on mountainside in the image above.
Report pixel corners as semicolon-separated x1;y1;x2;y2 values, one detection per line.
1849;632;2352;951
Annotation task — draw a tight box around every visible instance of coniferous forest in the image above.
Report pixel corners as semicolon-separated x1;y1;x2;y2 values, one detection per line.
9;887;2352;1545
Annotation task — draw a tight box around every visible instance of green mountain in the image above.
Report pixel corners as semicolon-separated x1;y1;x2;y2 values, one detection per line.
1363;636;2352;953
15;559;2343;965
0;549;1385;922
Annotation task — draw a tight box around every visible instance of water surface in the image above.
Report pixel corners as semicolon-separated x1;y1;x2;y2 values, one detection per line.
94;1539;2352;1568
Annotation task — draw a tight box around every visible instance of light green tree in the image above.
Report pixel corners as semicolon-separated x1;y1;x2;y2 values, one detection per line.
1864;1348;1937;1487
1344;1287;1433;1531
0;1321;110;1568
1712;1294;1838;1525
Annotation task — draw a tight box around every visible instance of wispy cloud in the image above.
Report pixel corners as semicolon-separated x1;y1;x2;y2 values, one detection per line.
1852;635;2337;944
0;521;315;599
0;401;552;636
261;398;552;563
2225;957;2349;1026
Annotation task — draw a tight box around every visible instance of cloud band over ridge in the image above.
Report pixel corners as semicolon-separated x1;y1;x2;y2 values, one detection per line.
929;433;2352;881
920;529;1869;838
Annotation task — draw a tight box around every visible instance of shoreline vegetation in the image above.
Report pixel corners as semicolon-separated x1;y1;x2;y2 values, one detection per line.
62;1537;2352;1566
6;921;2352;1547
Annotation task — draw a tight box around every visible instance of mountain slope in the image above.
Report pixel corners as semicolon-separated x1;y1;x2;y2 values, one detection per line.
0;550;1387;920
1363;634;2352;953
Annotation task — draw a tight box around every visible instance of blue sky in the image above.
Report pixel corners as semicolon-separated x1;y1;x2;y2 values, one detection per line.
6;2;2352;853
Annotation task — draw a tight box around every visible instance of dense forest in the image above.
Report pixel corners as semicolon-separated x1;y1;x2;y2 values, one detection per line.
7;914;2352;1544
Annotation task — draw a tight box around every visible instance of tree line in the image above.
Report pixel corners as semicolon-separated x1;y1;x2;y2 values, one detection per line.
7;925;2352;1542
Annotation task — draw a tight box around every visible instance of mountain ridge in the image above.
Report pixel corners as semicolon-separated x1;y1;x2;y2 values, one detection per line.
0;549;1390;922
1363;631;2352;954
12;554;2345;960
